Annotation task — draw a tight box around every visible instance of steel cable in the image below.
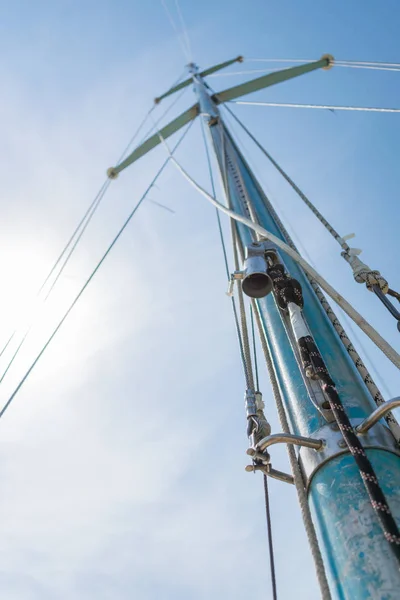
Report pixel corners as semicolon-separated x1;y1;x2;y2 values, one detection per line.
231;100;400;114
0;121;194;420
151;121;400;369
251;299;332;600
199;119;252;387
220;104;400;441
0;87;189;386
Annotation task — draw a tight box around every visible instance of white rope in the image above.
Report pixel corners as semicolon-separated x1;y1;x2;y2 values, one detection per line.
149;115;400;369
230;100;400;114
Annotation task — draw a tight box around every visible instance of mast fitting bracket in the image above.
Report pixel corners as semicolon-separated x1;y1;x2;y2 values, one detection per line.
299;419;400;489
356;397;400;434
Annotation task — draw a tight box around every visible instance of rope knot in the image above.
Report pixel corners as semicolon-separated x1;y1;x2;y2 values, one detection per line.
358;269;389;293
341;251;389;293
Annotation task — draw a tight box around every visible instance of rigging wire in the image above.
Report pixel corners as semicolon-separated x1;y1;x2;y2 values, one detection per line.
0;105;155;361
150;120;400;370
0;333;16;360
250;302;277;599
201;117;279;596
201;103;400;440
174;0;193;61
223;103;400;326
338;64;400;73
230;100;400;114
224;125;394;406
0;121;194;421
41;100;163;291
199;119;251;387
222;102;398;409
245;57;400;71
255;191;400;442
207;68;283;77
139;86;189;143
338;60;400;67
0;178;108;362
251;300;332;599
250;305;259;391
263;475;278;600
160;0;192;62
0;87;189;386
40;88;188;302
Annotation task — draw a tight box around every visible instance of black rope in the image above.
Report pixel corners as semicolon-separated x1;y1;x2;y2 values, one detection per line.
267;262;400;565
252;303;277;599
263;474;278;600
0;121;194;420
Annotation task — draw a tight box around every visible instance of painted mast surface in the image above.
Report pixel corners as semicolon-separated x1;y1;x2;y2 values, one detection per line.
189;64;400;599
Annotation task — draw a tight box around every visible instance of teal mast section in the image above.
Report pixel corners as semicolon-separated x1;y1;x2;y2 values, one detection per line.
191;67;400;599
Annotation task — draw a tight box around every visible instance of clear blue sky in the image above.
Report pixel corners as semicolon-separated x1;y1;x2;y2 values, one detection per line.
0;1;399;599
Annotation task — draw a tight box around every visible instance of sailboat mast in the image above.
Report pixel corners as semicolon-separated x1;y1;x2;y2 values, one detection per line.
190;64;400;598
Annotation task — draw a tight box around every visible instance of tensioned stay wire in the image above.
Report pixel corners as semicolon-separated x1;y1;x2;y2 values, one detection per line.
230;100;400;114
151;115;400;368
249;300;277;600
223;112;393;401
42;86;190;303
199;118;251;386
245;57;400;71
0;86;189;386
160;0;191;62
0;106;154;361
0;121;194;419
219;102;400;438
174;0;193;61
200;113;279;598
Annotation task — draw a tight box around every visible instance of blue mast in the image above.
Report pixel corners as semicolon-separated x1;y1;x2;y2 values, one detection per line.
190;63;400;600
108;56;400;599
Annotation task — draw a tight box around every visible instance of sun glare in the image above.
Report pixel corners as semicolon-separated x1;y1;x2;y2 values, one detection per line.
0;236;82;379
